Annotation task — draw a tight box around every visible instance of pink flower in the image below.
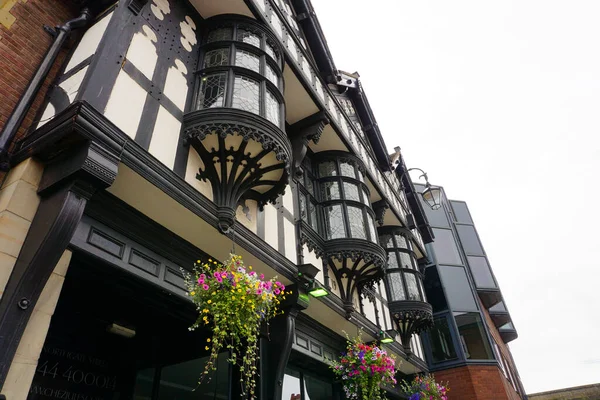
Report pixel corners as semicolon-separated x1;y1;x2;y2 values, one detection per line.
216;276;222;283
200;274;206;279
214;272;220;278
249;271;256;276
274;289;280;295
202;284;209;290
257;289;263;295
198;278;204;284
260;273;265;280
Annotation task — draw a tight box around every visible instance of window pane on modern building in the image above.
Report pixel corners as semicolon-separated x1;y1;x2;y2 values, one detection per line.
467;256;496;288
424;266;448;312
431;228;462;265
450;201;473;224
456;225;484;256
489;301;507;312
428;316;458;363
423;202;450;228
454;312;493;360
438;265;478;311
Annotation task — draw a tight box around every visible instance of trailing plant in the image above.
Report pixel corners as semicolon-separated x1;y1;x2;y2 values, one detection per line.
331;332;397;400
401;374;449;400
184;254;288;398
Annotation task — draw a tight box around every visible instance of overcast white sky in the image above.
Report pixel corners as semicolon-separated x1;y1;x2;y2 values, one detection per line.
312;0;600;394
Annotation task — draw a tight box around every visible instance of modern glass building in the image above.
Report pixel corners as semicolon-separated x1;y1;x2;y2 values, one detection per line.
0;0;524;399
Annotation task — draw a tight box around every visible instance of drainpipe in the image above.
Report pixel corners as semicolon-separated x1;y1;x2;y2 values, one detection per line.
0;8;92;170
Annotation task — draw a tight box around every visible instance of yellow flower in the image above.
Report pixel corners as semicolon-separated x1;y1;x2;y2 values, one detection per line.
241;296;245;300
248;266;252;270
207;300;212;304
190;291;195;296
198;259;202;263
212;292;216;295
207;338;211;342
205;346;209;350
203;309;209;313
237;289;242;293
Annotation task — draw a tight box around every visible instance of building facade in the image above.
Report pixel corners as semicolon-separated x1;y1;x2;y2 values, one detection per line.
0;0;523;399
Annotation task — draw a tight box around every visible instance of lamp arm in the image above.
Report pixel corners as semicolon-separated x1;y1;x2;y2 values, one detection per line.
397;167;430;189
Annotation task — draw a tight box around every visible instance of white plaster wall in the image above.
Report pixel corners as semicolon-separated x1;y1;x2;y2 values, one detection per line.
148;106;180;169
362;296;377;325
37;66;89;129
302;245;322;283
126;24;158;81
327;265;341;297
263;204;278;250
283;218;296;262
236;200;258;234
164;59;189;111
104;70;147;139
64;11;113;73
184;148;213;200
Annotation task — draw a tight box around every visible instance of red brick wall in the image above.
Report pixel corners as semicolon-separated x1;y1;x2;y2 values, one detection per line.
434;365;513;400
0;0;77;151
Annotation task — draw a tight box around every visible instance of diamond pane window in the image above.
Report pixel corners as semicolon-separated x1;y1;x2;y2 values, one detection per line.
203;49;229;68
388;272;406;301
362;188;370;205
343;182;360;202
266;64;278;86
387;252;399;269
348;206;367;239
367;215;377;244
235;50;260;73
299;194;307;221
318;161;337;177
381;234;393;248
197;73;226;109
265;90;280;126
237;28;260;47
325;205;345;239
207;27;232;42
309;201;318;231
321;181;340;200
232;76;259;115
399;252;414;269
405;273;421;301
265;42;277;61
339;162;356;178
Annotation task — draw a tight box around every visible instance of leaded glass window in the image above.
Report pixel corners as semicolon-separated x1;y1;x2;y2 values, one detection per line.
235;50;260;73
318;161;337;177
203;49;229;68
321;181;340;200
265;64;278;86
339;162;356;178
207;27;232;42
347;206;367;239
237;27;260;47
343;182;360;202
388;272;406;301
232;76;259;114
265;90;280;126
324;205;345;239
197;73;226;109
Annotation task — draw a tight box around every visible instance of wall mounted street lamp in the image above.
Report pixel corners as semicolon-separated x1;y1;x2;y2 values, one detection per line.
398;168;442;210
378;329;396;344
298;263;330;298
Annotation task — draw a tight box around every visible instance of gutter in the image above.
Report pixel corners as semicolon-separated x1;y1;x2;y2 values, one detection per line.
0;7;92;170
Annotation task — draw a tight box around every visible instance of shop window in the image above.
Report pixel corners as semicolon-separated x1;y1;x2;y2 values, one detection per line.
438;265;478;312
467;256;496;288
454;312;493;360
282;367;335;400
427;315;458;363
431;228;462;265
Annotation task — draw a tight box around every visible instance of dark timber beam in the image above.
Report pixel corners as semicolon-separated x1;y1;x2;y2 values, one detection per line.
289;111;329;178
0;105;122;390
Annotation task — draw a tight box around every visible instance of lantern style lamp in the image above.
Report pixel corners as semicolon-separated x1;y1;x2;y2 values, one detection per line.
397;167;441;211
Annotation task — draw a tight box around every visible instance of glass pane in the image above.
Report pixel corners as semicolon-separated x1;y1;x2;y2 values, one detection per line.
422;200;450;228
451;201;473;224
347;206;367;239
467;256;496;288
366;214;377;243
362;187;370;205
203;48;229;68
232;75;259;114
299;194;307;221
235;50;260;73
394;234;408;249
132;368;155;400
309;201;318;231
236;27;260;47
456;225;484;256
304;374;333;400
339;162;356;178
281;368;301;400
490;301;507;312
265;64;278;86
265;42;277;61
428;316;457;363
265;90;280;126
324;205;345;239
454;312;494;360
387;252;399;269
387;271;406;301
424;266;448;312
500;322;515;330
405;272;421;301
438;266;478;312
398;252;415;269
431;228;462;265
357;168;365;182
318;161;337;177
343;182;360;201
207;27;232;42
304;174;314;195
197;73;226;109
320;181;340;200
157;353;229;400
380;234;393;248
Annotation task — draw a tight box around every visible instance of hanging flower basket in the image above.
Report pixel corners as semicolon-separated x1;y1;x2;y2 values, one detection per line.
331;332;397;400
401;375;449;400
184;254;289;398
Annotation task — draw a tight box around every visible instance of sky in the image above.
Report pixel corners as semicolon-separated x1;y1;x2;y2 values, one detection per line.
312;0;600;394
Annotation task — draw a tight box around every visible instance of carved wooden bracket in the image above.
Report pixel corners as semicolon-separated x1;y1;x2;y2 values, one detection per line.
289;111;329;178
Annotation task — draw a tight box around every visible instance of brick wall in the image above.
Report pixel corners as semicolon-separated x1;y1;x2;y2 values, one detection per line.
434;364;514;400
0;0;77;150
